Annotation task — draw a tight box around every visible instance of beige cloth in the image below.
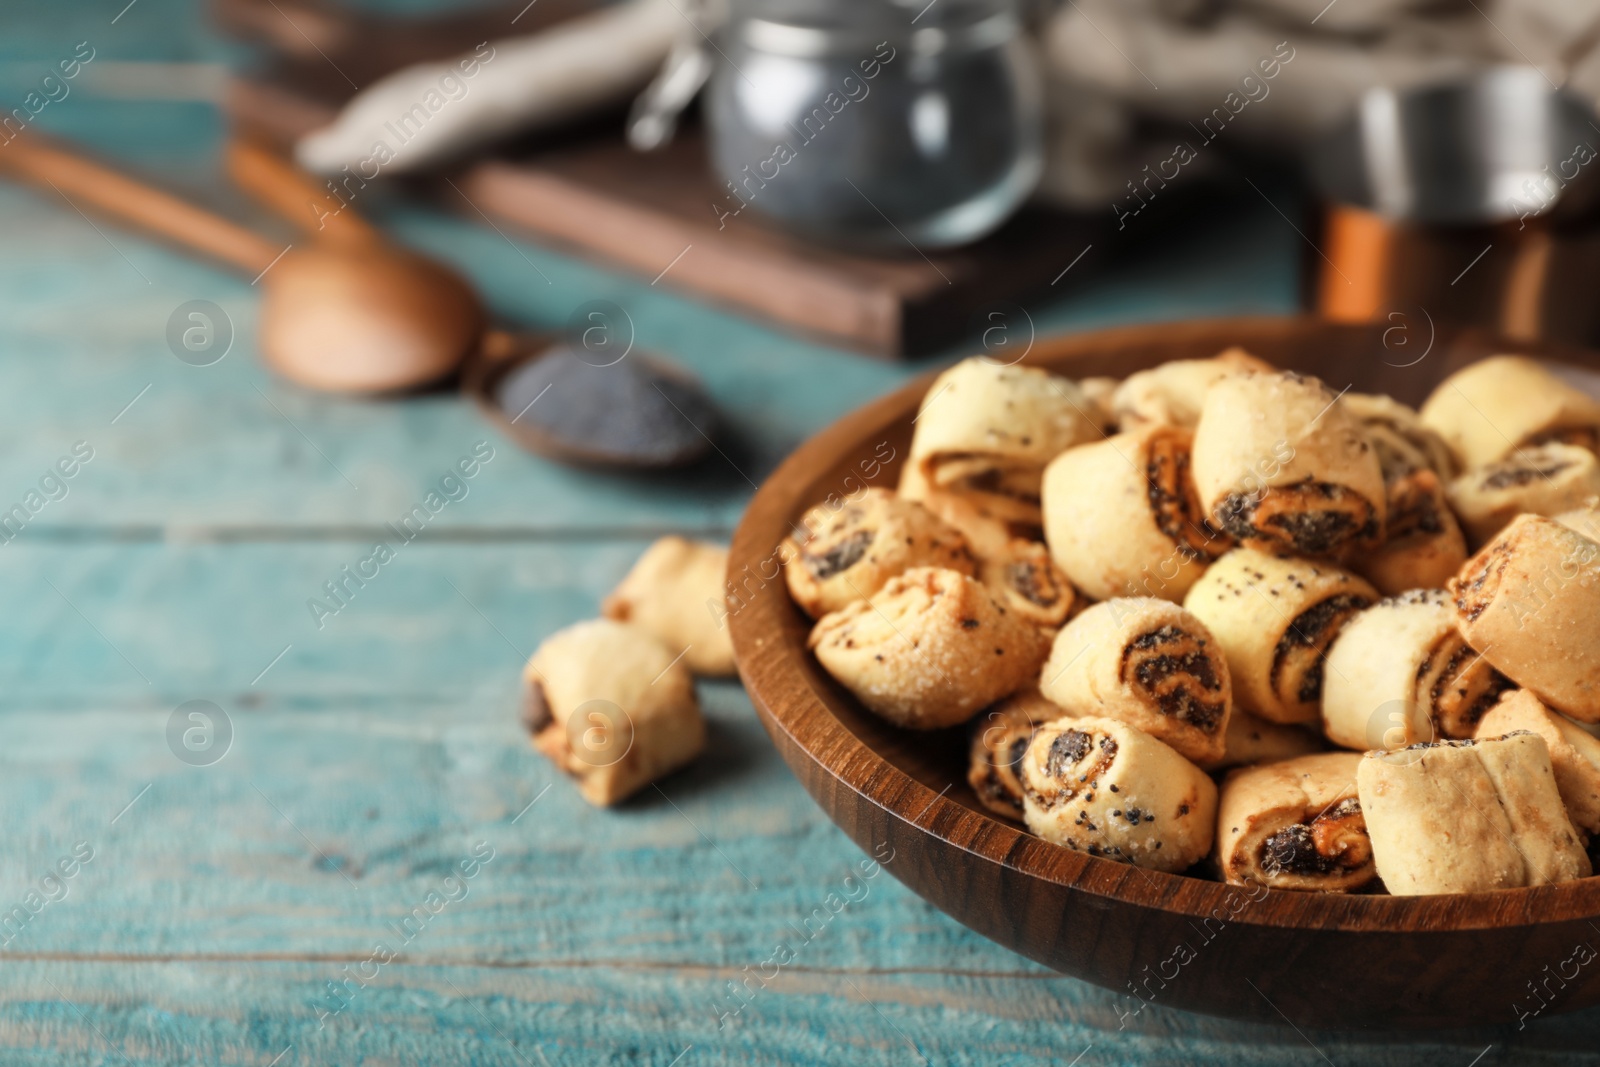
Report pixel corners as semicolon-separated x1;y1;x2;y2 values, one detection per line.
1037;0;1600;206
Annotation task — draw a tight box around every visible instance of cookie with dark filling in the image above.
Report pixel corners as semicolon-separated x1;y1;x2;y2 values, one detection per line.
977;540;1076;629
1215;752;1376;892
1192;371;1386;560
905;356;1101;531
1039;597;1232;764
1420;354;1600;470
1449;514;1600;722
1446;441;1600;546
782;487;975;619
1183;548;1376;725
1323;589;1510;750
522;619;705;807
1042;425;1230;604
1020;716;1217;873
967;689;1066;821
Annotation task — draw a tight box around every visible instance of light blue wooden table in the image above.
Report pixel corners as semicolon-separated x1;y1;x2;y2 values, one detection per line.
1;2;1597;1063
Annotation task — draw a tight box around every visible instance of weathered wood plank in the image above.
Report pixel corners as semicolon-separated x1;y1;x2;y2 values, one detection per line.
0;959;1592;1066
0;539;1596;1062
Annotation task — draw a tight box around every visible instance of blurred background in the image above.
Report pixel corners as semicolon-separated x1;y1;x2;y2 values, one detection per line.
3;0;1600;1063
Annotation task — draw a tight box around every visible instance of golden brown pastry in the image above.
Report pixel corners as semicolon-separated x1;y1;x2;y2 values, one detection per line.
904;479;1046;553
968;688;1066;820
896;487;1075;628
1201;710;1325;771
809;567;1050;730
1553;499;1600;541
1357;733;1590;895
1420;355;1600;470
1020;716;1217;872
1192;371;1386;559
905;357;1101;529
1343;392;1458;480
1041;426;1230;603
1215;752;1376;892
1345;394;1468;594
1039;598;1231;764
1110;347;1274;431
1450;514;1600;722
1183;548;1378;725
523;619;705;807
1322;589;1511;750
977;539;1076;629
1357;467;1468;595
601;536;736;677
1078;375;1121;434
1445;442;1600;546
1478;690;1600;835
782;488;975;619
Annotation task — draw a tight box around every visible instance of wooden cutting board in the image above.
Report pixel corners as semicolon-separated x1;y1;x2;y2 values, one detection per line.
215;0;1098;358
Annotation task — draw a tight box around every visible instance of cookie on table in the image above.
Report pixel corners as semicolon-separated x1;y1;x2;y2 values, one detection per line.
523;619;705;807
1042;425;1230;603
1020;716;1217;873
808;567;1049;730
1450;514;1600;722
1478;690;1600;836
1039;598;1232;765
1420;354;1600;470
968;688;1066;821
782;487;975;619
1183;548;1377;726
602;536;735;677
1322;589;1510;751
1110;347;1273;431
1357;733;1590;895
1192;370;1386;559
1215;752;1376;892
1445;441;1600;546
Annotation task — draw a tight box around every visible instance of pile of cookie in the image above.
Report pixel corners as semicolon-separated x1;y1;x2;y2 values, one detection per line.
786;351;1600;895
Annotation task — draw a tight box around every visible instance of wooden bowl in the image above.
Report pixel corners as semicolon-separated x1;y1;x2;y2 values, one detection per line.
727;315;1600;1029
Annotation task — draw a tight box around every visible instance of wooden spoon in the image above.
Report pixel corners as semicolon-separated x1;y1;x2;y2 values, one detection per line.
227;139;720;468
0;132;481;393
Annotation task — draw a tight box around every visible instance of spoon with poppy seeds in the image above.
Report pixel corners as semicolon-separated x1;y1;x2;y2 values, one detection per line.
226;138;719;468
0;131;483;394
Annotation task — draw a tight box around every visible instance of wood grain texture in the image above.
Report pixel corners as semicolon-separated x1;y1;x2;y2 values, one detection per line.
0;550;1583;1064
728;315;1600;1029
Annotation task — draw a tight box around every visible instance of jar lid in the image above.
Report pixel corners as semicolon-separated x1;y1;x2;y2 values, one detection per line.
732;0;1018;56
